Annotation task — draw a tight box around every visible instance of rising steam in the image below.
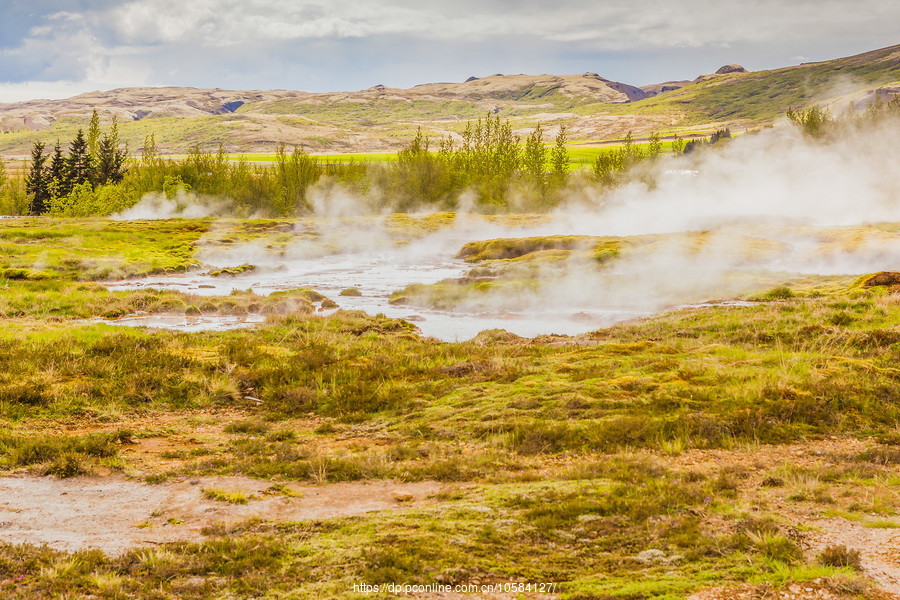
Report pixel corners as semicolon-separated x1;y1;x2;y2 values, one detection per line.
112;114;900;339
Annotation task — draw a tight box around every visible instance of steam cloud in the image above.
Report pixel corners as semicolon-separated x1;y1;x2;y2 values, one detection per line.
111;189;231;220
116;115;900;339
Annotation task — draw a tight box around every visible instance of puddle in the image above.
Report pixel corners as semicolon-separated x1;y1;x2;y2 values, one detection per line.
95;312;267;332
102;244;759;341
105;241;633;340
104;263;651;341
100;225;764;341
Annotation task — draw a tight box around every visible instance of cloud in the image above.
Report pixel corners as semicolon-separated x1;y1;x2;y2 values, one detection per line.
90;0;900;49
0;0;897;100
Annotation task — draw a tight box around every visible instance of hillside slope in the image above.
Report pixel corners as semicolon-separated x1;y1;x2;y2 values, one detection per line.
631;43;900;121
0;44;896;154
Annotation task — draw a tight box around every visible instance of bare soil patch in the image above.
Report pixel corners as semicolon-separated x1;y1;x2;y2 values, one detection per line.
0;475;440;555
808;518;900;594
673;438;900;599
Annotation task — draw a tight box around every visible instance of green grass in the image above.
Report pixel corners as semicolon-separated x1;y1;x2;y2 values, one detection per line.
627;47;900;123
241;98;491;123
190;143;685;169
0;449;881;598
201;488;252;504
0;217;207;280
0;216;896;598
0;430;132;477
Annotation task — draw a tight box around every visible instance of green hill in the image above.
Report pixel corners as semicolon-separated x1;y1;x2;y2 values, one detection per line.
0;44;896;155
629;43;900;122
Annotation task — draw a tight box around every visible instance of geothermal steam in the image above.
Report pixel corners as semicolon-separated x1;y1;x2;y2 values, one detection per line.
111;115;900;339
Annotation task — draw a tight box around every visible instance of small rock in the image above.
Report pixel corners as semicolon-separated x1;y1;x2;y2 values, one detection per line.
634;548;667;564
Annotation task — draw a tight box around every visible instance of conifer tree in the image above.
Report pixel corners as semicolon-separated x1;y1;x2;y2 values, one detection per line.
25;141;50;215
96;133;128;184
48;141;67;198
65;129;94;189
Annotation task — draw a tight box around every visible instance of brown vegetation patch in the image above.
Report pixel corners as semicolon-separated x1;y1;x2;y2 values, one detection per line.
859;271;900;288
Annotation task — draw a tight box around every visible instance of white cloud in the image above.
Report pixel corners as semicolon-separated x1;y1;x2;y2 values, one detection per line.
0;80;99;103
90;0;900;49
0;0;897;97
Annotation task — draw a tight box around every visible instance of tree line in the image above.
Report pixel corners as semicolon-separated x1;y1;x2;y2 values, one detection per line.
387;114;570;210
15;99;895;218
25;110;128;215
786;95;900;139
8;112;581;216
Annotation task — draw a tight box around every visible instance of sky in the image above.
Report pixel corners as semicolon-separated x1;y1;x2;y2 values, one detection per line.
0;0;897;103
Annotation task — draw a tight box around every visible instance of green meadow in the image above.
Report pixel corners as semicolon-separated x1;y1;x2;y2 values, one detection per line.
0;215;895;598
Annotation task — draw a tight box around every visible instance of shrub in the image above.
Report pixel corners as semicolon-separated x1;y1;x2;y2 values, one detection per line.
818;544;862;570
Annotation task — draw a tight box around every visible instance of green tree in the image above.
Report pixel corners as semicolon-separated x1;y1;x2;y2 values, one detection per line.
786;106;830;138
621;131;643;166
142;134;160;166
522;124;547;187
65;129;94;190
671;133;685;154
87;109;101;161
48;141;67;198
592;149;624;186
48;182;93;216
709;128;732;144
274;143;321;214
647;131;663;158
96;125;128;185
25;141;50;215
592;131;643;186
394;128;451;208
550;125;570;181
457;113;520;205
683;139;702;154
0;171;28;215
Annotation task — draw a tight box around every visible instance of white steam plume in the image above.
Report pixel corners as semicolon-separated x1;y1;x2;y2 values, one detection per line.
111;189;232;220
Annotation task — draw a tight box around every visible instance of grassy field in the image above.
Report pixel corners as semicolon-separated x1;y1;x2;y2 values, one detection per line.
0;216;896;598
5;142;687;170
162;139;693;168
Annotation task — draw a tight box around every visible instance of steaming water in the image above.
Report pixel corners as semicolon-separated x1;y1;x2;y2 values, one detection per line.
100;118;900;340
95;313;267;332
104;246;648;341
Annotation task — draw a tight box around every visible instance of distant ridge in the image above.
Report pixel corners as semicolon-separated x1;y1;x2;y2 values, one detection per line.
0;44;897;154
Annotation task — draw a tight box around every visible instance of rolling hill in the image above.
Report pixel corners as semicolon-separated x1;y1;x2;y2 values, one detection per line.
0;44;897;155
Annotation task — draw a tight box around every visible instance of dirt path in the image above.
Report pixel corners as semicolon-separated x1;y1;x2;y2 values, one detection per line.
673;438;900;600
807;518;900;594
0;475;440;555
